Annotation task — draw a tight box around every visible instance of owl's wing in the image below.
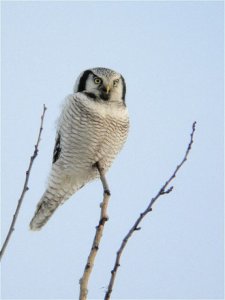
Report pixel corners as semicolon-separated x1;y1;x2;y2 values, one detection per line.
51;94;75;164
52;132;61;163
51;93;86;166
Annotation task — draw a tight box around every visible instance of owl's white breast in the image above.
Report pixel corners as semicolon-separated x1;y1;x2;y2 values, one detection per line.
56;92;129;180
74;92;129;121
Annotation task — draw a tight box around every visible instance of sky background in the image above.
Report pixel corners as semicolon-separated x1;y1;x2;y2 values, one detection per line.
1;1;224;299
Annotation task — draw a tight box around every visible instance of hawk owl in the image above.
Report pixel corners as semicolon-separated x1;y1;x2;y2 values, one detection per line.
29;67;129;230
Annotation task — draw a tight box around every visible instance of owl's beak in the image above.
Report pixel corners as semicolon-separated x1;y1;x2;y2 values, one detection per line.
100;85;111;101
106;85;110;94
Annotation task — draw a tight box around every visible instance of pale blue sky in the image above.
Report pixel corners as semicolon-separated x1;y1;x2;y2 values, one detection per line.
1;1;224;299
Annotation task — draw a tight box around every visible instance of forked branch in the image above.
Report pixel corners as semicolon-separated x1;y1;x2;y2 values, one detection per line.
0;104;47;261
104;121;197;300
79;162;111;300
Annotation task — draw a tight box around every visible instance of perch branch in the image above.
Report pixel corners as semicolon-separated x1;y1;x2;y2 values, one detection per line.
79;162;111;300
104;121;197;300
0;104;47;261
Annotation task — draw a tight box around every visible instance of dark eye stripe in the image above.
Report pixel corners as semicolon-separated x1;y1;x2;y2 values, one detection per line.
77;70;93;92
120;75;126;103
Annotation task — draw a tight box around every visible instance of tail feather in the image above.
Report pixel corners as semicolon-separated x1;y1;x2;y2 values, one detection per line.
30;179;78;231
30;170;93;231
29;187;75;231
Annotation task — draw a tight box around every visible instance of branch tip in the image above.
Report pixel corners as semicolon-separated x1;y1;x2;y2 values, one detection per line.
0;104;47;262
104;121;197;299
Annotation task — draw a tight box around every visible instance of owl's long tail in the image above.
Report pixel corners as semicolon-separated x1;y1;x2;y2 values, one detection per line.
29;185;76;231
29;166;95;231
29;167;84;231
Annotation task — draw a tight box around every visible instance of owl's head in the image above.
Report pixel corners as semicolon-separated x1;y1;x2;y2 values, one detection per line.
74;67;126;105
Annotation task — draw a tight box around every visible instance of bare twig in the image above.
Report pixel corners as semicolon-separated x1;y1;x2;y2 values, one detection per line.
79;163;111;300
104;121;197;300
0;104;47;261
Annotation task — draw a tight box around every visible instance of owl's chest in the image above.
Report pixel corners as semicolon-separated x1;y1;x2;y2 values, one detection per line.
75;99;128;135
62;99;128;166
80;107;127;147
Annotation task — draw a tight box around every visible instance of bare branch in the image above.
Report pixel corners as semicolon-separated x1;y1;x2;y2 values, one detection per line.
0;104;47;261
79;163;111;300
104;121;197;300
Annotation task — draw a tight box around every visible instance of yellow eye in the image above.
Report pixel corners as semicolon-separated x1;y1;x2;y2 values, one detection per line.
113;79;119;87
94;77;102;84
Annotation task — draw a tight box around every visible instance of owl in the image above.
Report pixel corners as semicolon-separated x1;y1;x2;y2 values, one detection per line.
30;67;129;230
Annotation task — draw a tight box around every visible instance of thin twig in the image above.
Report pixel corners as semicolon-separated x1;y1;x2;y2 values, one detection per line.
104;121;197;300
0;104;47;261
79;163;111;300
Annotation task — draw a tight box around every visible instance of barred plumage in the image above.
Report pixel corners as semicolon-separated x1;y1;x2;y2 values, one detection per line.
30;68;129;230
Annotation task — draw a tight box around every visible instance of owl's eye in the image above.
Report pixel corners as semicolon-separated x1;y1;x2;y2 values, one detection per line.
94;77;102;85
113;79;119;87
